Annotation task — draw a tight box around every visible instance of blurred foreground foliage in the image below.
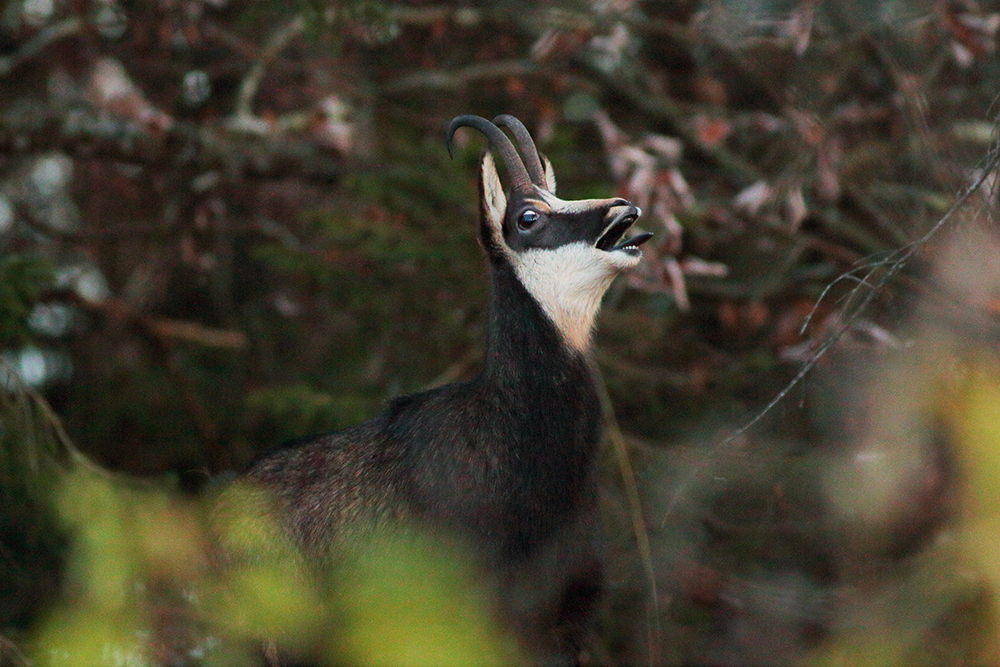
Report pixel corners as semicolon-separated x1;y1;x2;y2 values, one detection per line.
0;256;53;347
2;377;516;667
8;300;1000;666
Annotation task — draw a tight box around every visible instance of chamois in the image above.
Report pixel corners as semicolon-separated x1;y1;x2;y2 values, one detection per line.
243;114;651;664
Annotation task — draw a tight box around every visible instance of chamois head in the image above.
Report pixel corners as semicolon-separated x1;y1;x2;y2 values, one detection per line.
447;114;652;351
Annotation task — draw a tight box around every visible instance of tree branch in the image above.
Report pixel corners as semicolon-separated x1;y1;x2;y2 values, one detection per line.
378;59;544;95
0;109;341;183
0;17;84;77
43;290;247;350
231;15;307;123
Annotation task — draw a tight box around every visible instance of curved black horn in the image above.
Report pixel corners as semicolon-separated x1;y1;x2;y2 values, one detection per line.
447;115;531;192
492;114;546;188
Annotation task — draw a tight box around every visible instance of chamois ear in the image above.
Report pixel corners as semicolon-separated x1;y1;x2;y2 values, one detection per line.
478;152;507;257
540;154;557;194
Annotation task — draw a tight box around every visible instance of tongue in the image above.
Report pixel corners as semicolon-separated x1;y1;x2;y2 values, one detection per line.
612;231;654;251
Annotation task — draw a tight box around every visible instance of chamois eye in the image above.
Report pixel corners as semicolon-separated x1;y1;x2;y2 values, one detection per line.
518;209;540;231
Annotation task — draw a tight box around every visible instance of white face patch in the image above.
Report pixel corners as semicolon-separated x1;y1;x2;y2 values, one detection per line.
478;152;643;352
510;242;641;352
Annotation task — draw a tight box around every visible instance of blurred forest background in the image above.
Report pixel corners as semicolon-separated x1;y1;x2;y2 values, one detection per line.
4;0;1000;665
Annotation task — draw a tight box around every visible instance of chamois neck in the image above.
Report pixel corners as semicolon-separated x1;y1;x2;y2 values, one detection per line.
507;244;618;353
480;262;590;388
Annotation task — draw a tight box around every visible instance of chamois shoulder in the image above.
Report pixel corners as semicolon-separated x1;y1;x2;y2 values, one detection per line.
244;416;407;543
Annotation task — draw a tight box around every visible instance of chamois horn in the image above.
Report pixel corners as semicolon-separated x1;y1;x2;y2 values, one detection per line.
447;115;532;192
492;114;546;188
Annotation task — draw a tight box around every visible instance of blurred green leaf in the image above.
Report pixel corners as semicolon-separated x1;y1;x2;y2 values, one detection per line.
948;362;1000;664
0;255;53;347
331;531;521;667
32;607;148;667
0;375;72;630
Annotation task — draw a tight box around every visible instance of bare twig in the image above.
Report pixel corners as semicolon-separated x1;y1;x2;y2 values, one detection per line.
232;15;307;123
659;128;1000;525
596;350;693;391
0;110;340;183
425;345;482;387
16;199;181;242
43;290;247;350
379;60;544;95
379;4;689;41
0;17;84;77
590;359;662;667
0;634;30;667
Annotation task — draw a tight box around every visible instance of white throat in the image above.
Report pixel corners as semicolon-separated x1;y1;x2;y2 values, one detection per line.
510;242;625;353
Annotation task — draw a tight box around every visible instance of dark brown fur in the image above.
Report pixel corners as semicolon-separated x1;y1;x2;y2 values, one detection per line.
243;116;648;664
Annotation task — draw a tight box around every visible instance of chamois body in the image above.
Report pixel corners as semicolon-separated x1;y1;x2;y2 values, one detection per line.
244;115;649;663
249;263;601;559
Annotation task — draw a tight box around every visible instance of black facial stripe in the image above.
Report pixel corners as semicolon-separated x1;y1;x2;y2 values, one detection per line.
503;209;611;252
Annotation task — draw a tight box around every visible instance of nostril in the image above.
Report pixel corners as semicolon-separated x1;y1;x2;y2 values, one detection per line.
608;198;630;208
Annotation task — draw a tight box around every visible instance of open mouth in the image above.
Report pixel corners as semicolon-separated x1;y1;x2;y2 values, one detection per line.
595;209;653;253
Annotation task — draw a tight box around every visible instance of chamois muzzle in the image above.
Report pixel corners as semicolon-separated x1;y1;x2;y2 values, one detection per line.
596;202;652;255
